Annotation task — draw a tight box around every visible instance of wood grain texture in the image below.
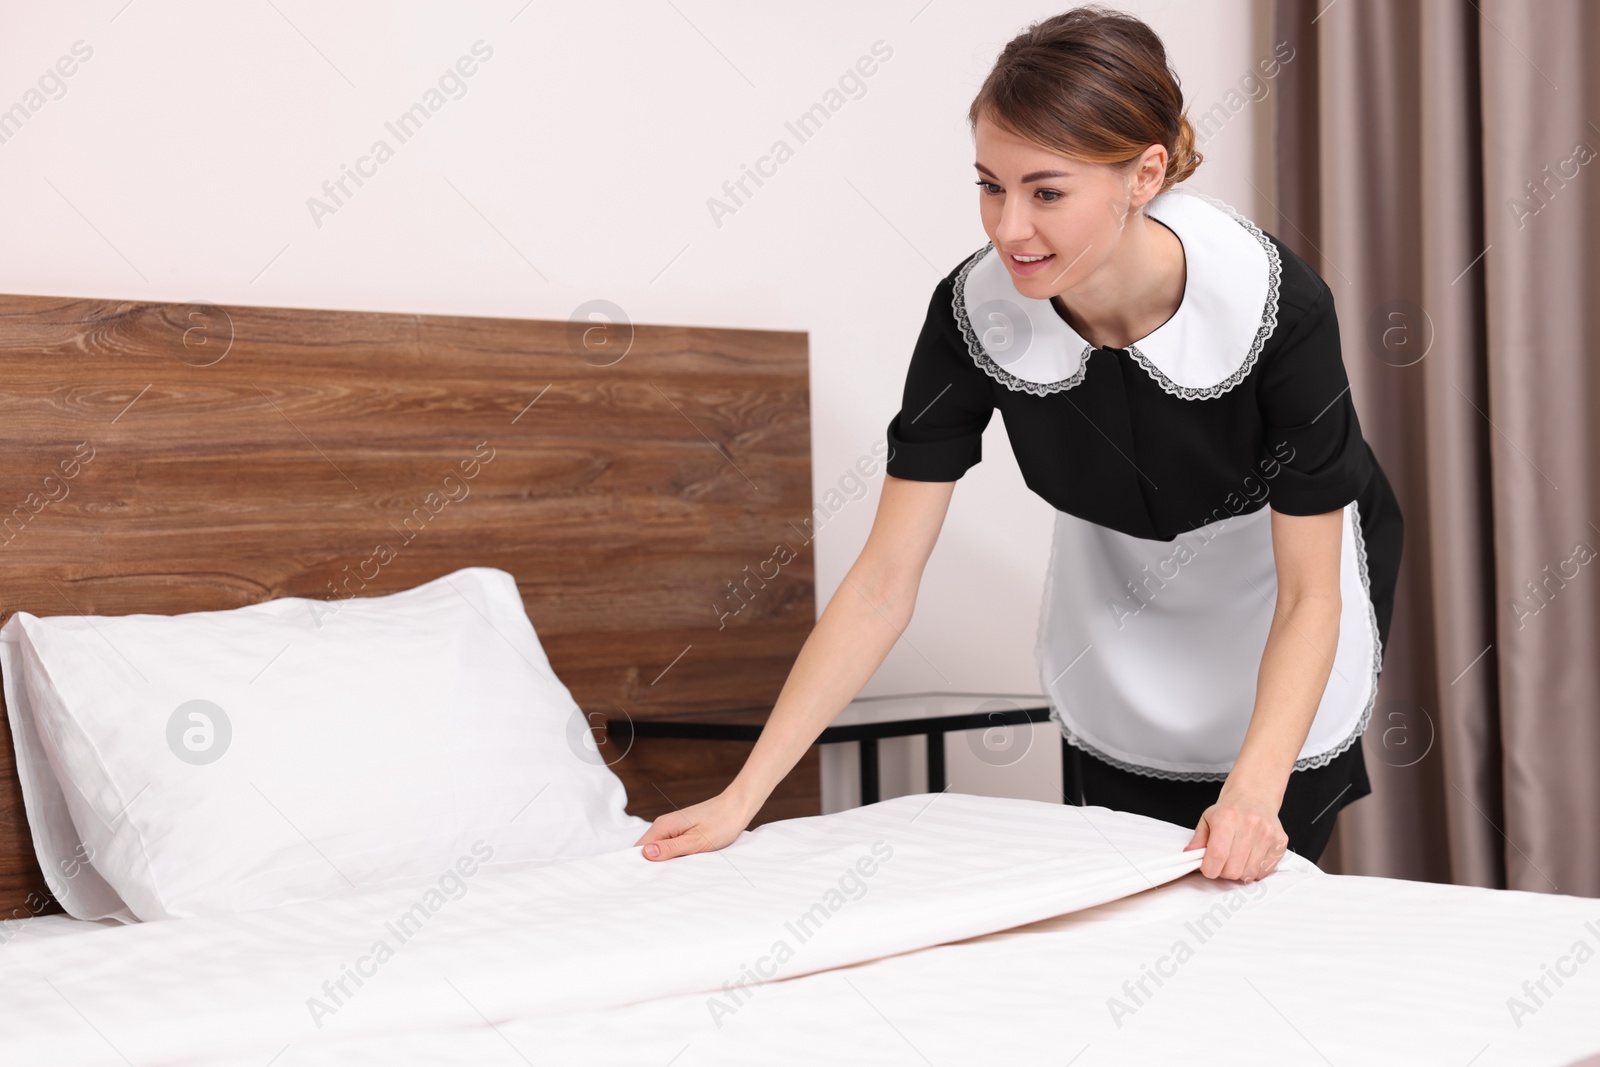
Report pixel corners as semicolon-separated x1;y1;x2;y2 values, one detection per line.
0;294;819;916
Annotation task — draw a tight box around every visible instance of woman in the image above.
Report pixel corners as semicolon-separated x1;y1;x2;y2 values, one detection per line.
636;7;1402;881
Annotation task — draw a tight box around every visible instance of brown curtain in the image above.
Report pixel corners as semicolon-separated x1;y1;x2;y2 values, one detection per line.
1271;0;1600;894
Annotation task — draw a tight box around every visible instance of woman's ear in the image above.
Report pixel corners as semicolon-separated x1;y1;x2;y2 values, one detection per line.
1132;143;1169;205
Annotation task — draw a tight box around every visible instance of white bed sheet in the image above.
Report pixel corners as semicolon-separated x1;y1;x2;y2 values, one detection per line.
0;792;1201;1065
504;864;1600;1066
0;912;119;943
2;792;1596;1066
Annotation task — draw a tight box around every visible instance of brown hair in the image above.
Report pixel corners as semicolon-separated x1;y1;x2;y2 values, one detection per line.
968;6;1202;200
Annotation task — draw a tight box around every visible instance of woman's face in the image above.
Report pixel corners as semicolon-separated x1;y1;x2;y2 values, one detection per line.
973;113;1163;300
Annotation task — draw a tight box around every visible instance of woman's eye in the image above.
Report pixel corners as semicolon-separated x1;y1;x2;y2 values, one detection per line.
973;180;1062;202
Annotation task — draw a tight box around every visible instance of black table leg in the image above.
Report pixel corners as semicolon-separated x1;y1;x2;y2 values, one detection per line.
859;737;880;804
1062;737;1084;805
926;729;945;792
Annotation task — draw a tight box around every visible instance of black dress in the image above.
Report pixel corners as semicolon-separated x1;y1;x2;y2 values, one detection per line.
884;188;1403;863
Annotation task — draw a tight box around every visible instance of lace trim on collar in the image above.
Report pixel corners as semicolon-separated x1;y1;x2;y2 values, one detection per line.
950;246;1092;397
1125;192;1283;401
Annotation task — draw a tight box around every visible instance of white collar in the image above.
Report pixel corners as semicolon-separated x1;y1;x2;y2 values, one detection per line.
952;188;1283;400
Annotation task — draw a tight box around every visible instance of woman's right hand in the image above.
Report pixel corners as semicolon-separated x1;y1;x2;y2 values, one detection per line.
634;789;758;861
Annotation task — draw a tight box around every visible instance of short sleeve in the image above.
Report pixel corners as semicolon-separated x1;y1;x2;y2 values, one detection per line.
1256;285;1374;515
884;273;996;482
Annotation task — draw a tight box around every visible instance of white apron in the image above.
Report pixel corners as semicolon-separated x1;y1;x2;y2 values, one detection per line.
1037;500;1382;780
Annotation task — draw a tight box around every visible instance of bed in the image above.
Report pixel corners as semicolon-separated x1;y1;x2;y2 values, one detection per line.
0;294;1596;1066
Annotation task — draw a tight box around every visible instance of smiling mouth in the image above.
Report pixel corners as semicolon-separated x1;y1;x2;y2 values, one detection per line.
1007;251;1056;275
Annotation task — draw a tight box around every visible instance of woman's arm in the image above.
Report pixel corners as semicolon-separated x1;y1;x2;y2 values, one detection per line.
1185;506;1344;881
636;473;958;860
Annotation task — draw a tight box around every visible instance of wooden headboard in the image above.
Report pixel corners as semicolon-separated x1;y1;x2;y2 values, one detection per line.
0;294;818;916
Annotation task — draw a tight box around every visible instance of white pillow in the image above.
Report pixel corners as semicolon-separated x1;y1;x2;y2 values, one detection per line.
1;630;135;921
0;567;649;921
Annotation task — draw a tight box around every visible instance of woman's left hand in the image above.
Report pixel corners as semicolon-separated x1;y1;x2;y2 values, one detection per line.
1183;788;1290;882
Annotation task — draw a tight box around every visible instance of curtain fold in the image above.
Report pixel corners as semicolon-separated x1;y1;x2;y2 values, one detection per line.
1271;0;1600;894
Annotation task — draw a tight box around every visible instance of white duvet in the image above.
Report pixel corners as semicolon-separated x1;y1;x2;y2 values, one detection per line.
2;792;1597;1066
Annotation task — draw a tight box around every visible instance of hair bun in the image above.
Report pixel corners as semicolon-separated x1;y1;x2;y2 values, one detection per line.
1165;113;1203;191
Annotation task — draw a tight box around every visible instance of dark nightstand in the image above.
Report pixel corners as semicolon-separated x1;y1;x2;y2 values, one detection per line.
605;692;1065;806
